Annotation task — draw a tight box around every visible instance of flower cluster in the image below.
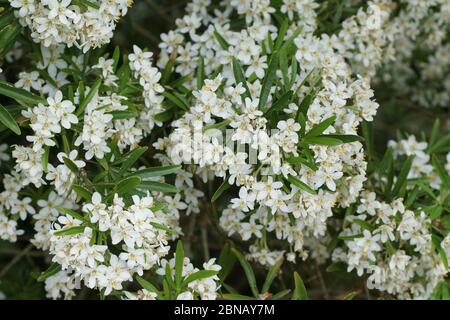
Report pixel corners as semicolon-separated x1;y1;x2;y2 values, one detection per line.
156;255;221;300
1;0;450;301
328;1;394;79
128;45;165;134
388;135;445;189
48;192;176;296
10;0;133;51
334;192;447;299
0;40;191;298
339;0;450;108
333;135;450;299
153;0;379;266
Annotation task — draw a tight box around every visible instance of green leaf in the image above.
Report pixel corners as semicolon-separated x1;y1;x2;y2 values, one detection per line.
61;133;71;154
162;91;189;111
439;246;449;270
303;136;343;146
262;258;283;293
54;226;86;237
353;219;375;232
405;186;420;209
259;52;279;109
137;181;179;193
288;55;298;90
117;146;148;176
114;176;142;195
128;165;181;179
0;10;15;31
79;0;100;9
135;276;160;295
222;283;238;294
428;204;443;220
217;243;236;282
432;155;450;190
231;248;259;297
279;26;303;53
274;19;289;51
279;49;289;87
203;119;231;132
378;147;394;176
97;156;109;171
56;206;87;223
292;272;308;300
196;56;205;90
76;78;101;116
304;115;336;138
211;180;231;203
161;50;176;85
270;289;291;300
296;94;315;127
0;103;20;135
343;291;358;300
361;121;375;160
181;270;219;287
213;31;230;50
63;157;80;175
72;184;93;201
151;200;168;213
232;57;250;99
37;263;62;282
324;135;364;143
286;156;318;171
153;110;173;122
112;47;120;72
286;174;316;195
0;22;22;56
338;233;363;241
391;155;414;197
150;222;178;235
0;81;46;105
429;119;440;148
175;240;184;289
429;134;450;154
110;110;137;120
264;90;293;116
42;145;50;172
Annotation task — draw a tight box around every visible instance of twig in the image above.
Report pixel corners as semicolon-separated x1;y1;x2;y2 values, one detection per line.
315;262;330;300
133;24;160;45
0;244;33;278
0;249;46;257
183;214;197;258
144;0;173;24
201;226;210;261
364;283;372;300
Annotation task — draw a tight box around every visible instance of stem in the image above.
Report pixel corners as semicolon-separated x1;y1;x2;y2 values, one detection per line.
0;244;33;278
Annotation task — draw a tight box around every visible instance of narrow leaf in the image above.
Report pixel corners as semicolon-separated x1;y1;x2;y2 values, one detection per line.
287;174;317;195
292;272;308;300
137;181;179;193
0;103;20;135
259;52;279;109
231;248;259;297
37;263;61;282
129;165;181;179
53;226;86;237
262;258;283;293
211;180;231;203
0;81;46;105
